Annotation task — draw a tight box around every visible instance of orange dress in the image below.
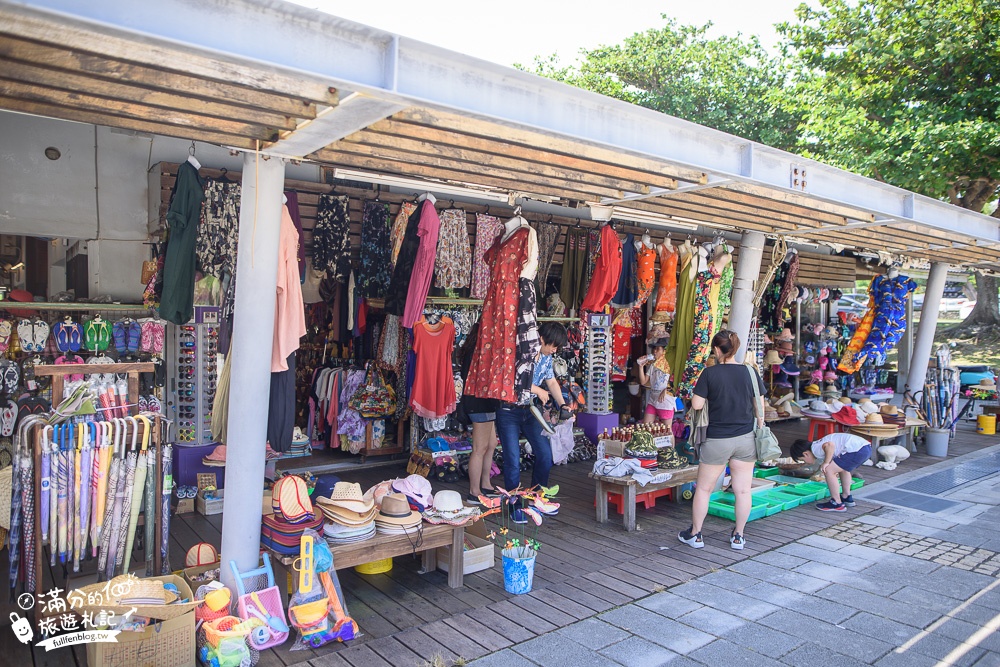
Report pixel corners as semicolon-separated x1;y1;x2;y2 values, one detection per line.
635;243;657;306
410;317;457;418
653;242;678;322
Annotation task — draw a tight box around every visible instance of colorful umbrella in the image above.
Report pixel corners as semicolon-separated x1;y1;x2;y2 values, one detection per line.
8;419;29;597
144;444;156;576
21;427;36;593
160;444;172;574
93;421;112;556
78;427;93;570
39;426;52;545
122;449;146;574
96;453;121;577
113;451;138;574
56;426;68;565
67;442;77;571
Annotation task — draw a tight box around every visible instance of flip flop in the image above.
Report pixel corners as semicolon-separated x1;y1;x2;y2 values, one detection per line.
0;399;15;436
112;321;127;355
1;360;20;394
147;396;162;413
54;355;85;383
0;319;11;352
31;319;50;353
68;322;82;353
16;319;34;352
126;321;142;355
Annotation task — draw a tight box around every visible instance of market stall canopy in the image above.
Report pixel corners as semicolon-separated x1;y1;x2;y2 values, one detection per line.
2;0;999;269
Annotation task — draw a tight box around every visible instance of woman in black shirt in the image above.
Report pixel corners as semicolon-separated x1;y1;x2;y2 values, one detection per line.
679;330;765;551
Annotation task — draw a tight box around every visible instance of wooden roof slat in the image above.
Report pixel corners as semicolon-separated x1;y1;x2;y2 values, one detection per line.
725;183;876;223
0;96;258;148
0;59;298;130
651;192;828;231
686;189;849;228
338;130;656;195
0;79;279;141
367;118;679;191
0;13;337;106
394;107;709;185
0;36;318;119
314;144;622;201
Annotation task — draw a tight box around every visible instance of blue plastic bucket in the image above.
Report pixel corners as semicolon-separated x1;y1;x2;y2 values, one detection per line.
502;549;536;595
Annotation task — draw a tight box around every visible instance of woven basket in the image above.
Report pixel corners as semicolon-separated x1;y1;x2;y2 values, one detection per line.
204;616;256;648
195;602;231;623
68;574;199;621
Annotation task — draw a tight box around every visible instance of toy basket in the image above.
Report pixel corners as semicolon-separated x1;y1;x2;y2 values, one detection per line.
204;616;254;648
195;601;231;623
230;552;289;649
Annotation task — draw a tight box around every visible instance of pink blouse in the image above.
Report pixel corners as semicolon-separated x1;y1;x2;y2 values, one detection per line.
402;201;442;328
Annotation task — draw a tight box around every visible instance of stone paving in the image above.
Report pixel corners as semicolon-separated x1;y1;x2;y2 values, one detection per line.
466;474;1000;667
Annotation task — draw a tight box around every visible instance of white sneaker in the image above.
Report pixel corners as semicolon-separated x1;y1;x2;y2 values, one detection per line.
730;531;745;550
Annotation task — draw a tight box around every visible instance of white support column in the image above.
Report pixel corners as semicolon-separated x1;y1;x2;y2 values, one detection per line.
896;296;914;393
219;152;286;591
907;262;950;394
730;231;766;363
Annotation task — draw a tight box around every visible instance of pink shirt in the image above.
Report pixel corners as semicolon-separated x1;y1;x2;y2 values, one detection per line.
272;205;307;372
402;201;441;328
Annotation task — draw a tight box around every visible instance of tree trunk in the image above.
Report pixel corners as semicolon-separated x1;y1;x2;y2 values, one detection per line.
963;272;1000;326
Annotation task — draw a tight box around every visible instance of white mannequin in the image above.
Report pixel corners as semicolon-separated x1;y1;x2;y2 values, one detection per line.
501;209;529;242
641;231;653;248
887;267;900;279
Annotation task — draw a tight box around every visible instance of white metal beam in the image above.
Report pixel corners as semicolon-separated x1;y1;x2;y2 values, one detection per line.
265;93;406;159
6;0;1000;251
600;178;732;206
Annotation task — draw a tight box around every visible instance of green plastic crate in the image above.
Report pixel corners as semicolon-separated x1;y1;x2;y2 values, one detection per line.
706;500;769;522
776;484;822;503
755;489;804;511
754;467;781;479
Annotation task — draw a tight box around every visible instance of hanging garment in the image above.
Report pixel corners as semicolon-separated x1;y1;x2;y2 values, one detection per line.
777;252;800;320
272;204;307;373
678;265;722;398
634;241;657;306
358;200;392;298
714;259;735;336
385;204;422;318
470;213;503;299
559;227;589;313
160;161;205;325
759;254;798;333
611;233;639;309
466;227;530;402
514;278;541;404
434;208;472;289
390;201;417;267
410;317;457;418
653;241;678;322
580;224;622;312
195;177;240;281
611;309;633;382
534;222;561;298
665;246;696;392
402;201;442;328
313;194;352;283
583;227;602;298
284;190;305;282
267;353;296;453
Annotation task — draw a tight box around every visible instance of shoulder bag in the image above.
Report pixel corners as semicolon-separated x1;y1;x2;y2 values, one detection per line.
746;364;781;461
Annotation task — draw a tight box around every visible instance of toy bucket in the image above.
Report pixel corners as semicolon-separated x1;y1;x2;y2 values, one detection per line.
354;558;392;575
501;549;536;595
977;414;996;435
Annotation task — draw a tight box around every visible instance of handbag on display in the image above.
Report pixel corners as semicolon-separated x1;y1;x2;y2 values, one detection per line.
747;364;782;461
348;364;396;418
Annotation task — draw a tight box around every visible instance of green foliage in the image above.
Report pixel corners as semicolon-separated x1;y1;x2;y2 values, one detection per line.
524;18;801;149
779;0;1000;212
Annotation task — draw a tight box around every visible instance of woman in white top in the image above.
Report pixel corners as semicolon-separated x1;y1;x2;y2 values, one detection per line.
637;335;674;424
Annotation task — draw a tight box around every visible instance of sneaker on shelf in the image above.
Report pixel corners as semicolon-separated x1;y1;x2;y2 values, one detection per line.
678;527;704;549
529;399;556;435
730;531;745;550
842;494;856;507
816;500;846;512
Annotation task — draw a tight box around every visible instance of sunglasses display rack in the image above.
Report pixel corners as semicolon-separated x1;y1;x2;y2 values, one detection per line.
585;313;612;414
166;307;220;444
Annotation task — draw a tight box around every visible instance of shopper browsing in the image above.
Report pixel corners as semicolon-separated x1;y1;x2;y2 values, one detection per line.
679;330;763;551
459;323;500;505
637;330;673;425
790;433;872;512
528;322;571;435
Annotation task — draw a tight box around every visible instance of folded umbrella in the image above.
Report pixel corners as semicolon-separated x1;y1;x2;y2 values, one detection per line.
144;443;157;576
160;444;172;574
39;426;52;545
96;454;121;577
122;450;146;574
113;451;138;575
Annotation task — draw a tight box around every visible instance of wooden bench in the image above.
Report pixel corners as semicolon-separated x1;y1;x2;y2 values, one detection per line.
266;522;467;597
589;465;700;531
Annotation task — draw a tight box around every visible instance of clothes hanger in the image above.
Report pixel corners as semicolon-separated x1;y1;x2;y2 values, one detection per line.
187;142;201;170
416;192;437;204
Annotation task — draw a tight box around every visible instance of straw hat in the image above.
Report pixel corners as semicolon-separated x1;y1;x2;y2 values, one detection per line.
839;397;853;405
880;404;899;416
778;341;795;356
375;493;422;527
422;490;481;525
0;466;11;532
777;328;794;342
979;378;997;389
318;502;377;525
803;383;821;396
762;350;784;366
865;413;884;425
317;482;374;514
184;542;219;567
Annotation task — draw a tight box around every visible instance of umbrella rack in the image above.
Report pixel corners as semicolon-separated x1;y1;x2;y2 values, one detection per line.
28;362;170;599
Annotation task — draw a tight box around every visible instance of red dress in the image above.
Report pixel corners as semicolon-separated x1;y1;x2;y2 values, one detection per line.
580;224;622;312
410;317;457;419
465;227;529;402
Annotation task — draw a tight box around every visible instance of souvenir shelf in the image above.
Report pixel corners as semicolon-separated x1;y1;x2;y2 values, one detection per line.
165;306;219;444
585;313;612;415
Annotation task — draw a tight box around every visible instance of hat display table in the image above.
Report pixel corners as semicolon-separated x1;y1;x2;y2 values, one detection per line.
589;465;700;531
264;521;467;596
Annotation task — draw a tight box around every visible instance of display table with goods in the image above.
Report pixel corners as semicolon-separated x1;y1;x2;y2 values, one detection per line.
589;465;700;531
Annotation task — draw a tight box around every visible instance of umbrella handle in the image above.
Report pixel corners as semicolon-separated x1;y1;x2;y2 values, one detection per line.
126;416;139;451
135;415;151;451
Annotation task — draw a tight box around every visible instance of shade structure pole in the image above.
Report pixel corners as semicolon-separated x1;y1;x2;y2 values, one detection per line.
730;231;766;363
219;152;286;591
908;261;950;395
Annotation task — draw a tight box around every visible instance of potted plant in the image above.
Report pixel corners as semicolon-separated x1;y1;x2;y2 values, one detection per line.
476;485;558;595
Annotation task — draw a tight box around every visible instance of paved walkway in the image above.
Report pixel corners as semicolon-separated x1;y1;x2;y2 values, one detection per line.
467;463;1000;667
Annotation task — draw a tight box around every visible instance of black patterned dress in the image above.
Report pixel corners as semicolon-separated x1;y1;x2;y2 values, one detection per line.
514;278;540;405
313;194;352;283
358;200;391;298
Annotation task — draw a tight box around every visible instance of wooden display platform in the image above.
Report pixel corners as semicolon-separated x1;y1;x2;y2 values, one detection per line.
589;465;700;531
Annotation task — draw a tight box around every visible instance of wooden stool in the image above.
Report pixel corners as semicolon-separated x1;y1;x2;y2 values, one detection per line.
807;417;837;441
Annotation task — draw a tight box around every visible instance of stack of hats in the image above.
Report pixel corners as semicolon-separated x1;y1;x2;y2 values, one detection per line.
375;493;423;535
317;482;377;545
391;475;434;512
422;490;481;525
851;411;900;437
261;475;323;555
879;404;906;427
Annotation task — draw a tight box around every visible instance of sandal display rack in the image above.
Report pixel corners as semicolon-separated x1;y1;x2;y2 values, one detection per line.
166;306;219;444
585;313;612;414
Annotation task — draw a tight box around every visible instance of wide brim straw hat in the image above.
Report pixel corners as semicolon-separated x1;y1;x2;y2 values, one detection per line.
979;378;997;389
880;404;900;416
318;481;374;514
375;493;423;526
69;576;199;621
762;350;784;366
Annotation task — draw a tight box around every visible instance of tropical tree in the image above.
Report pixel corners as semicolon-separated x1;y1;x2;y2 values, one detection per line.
524;18;800;149
779;0;1000;327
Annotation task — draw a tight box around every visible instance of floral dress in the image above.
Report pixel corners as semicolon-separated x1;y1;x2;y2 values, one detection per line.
313;194;352;283
390;202;417;267
470;213;503;299
434;209;472;289
195;178;240;280
678;265;721;397
465;227;530;402
634;242;657;306
358;200;392;298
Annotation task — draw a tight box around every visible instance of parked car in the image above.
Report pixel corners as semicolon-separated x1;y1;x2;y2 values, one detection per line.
834;294;868;316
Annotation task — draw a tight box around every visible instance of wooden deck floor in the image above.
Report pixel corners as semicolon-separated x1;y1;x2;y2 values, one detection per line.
3;418;995;666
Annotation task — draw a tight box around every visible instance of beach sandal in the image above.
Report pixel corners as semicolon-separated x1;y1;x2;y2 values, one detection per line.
126;320;142;355
54;354;85;383
139;321;160;353
0;319;11;353
112;320;128;355
30;319;50;353
153;357;166;388
86;355;116;383
137;396;148;413
67;322;82;352
0;400;16;437
16;319;34;352
147;396;162;413
1;360;20;394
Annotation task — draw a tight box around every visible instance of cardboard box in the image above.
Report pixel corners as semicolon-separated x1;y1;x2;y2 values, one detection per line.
87;609;195;667
598;439;625;459
196;489;224;516
176;498;194;515
182;563;221;590
436;522;495;575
